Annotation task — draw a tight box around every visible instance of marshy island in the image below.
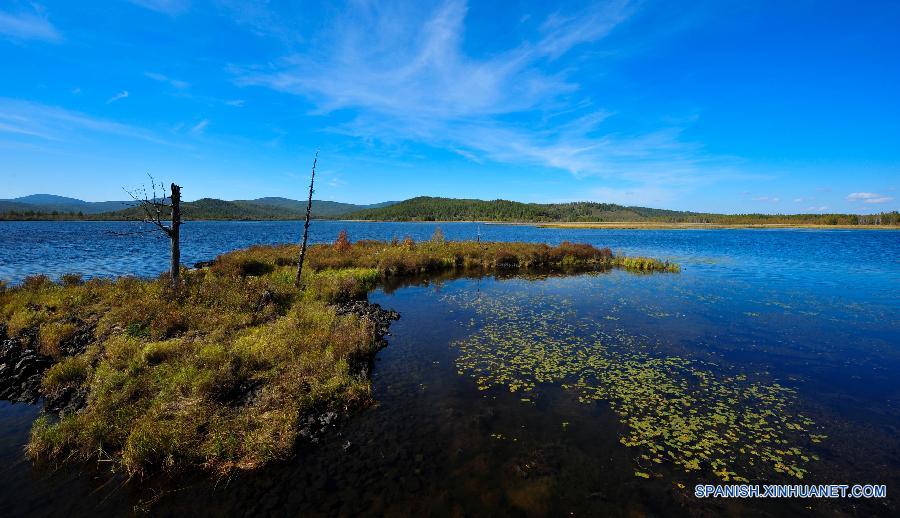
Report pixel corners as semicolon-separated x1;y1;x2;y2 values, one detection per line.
1;236;677;475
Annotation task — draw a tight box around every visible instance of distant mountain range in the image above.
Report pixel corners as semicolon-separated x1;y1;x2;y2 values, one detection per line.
0;194;398;219
0;194;134;214
1;194;897;226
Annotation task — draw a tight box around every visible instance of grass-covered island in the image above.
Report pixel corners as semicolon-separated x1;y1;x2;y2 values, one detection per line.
0;237;677;476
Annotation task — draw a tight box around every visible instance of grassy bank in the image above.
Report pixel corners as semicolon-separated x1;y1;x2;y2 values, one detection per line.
1;238;677;476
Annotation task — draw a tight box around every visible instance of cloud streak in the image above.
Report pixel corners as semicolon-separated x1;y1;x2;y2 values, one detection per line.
847;192;893;204
106;90;130;104
145;72;190;89
232;0;738;197
128;0;189;15
0;8;61;42
190;119;209;135
0;97;175;146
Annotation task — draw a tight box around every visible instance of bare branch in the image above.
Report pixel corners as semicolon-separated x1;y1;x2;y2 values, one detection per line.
121;174;176;235
116;175;184;284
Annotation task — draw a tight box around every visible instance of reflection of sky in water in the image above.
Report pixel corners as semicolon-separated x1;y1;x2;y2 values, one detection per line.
444;285;823;482
432;271;899;507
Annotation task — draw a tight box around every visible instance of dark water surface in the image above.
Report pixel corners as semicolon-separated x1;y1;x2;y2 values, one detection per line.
0;221;898;516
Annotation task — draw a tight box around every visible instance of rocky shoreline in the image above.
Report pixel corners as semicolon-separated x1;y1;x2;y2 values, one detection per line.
0;321;93;414
0;324;50;404
334;299;400;350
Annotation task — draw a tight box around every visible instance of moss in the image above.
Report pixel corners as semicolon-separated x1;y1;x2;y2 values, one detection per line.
2;239;677;476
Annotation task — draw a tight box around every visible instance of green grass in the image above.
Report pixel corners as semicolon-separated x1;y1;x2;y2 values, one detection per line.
2;238;678;475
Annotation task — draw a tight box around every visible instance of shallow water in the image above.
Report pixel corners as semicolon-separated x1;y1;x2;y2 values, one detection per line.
0;222;898;516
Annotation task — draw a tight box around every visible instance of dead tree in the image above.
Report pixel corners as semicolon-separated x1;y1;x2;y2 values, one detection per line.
123;177;183;283
295;152;318;286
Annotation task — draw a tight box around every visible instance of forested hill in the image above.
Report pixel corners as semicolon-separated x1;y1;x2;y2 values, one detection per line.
343;196;698;221
106;199;392;220
0;197;397;221
343;197;900;225
2;194;898;225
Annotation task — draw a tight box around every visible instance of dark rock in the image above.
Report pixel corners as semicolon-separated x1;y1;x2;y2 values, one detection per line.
214;376;263;407
193;260;216;269
0;332;51;404
44;386;89;416
0;321;93;412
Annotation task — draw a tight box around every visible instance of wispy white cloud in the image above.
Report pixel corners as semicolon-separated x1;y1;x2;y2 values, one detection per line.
106;90;130;104
145;72;190;89
535;1;635;59
0;7;61;42
232;0;736;204
128;0;189;15
190;118;209;134
214;0;303;43
224;99;245;107
236;0;575;119
0;97;174;146
751;196;780;203
450;148;483;164
847;192;893;204
804;206;828;212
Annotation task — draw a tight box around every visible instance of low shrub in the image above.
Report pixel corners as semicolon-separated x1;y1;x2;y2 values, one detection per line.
38;321;77;357
61;273;84;286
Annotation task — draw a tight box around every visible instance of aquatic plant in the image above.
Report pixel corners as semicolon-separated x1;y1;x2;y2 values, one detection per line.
614;256;680;273
445;289;822;483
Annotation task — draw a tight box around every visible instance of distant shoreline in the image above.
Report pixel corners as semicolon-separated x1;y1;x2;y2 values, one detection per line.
2;218;898;229
536;222;900;230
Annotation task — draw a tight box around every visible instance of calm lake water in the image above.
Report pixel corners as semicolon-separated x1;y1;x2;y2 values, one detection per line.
0;221;898;516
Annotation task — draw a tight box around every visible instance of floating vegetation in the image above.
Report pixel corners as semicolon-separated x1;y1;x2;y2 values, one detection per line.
614;256;680;273
444;289;823;482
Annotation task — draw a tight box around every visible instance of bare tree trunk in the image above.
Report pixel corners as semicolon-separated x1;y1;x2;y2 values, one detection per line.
170;183;181;283
295;152;318;286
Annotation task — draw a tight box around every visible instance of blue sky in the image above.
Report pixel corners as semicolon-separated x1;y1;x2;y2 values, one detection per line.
1;0;898;213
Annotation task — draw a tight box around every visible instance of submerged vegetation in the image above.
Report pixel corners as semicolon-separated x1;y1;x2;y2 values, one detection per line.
445;289;824;483
0;237;676;475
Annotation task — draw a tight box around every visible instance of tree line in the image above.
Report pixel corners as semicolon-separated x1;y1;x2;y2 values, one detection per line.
3;195;898;226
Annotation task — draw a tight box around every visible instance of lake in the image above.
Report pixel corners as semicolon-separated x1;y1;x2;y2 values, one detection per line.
0;221;898;516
